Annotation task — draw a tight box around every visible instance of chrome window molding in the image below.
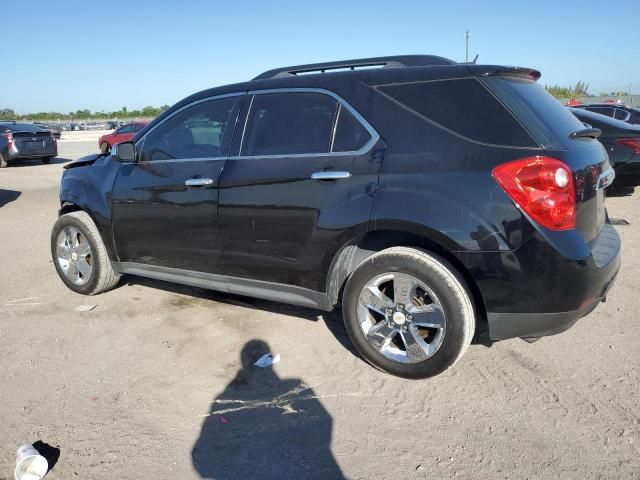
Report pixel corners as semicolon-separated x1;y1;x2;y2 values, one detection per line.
231;87;380;160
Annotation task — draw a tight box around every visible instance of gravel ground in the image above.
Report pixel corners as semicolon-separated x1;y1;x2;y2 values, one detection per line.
1;139;639;479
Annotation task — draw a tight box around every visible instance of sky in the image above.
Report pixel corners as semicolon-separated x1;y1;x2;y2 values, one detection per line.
2;0;639;114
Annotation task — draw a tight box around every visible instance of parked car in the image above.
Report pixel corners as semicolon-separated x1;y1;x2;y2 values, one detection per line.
1;122;57;167
98;122;147;153
572;103;640;125
34;122;63;140
51;55;620;378
570;107;640;189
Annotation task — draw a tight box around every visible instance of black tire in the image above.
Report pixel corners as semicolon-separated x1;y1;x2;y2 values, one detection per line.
51;211;121;295
342;247;475;379
0;153;7;168
100;142;110;154
41;157;53;164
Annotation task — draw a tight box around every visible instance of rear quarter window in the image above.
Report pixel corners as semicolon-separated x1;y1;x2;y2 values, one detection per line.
377;78;536;147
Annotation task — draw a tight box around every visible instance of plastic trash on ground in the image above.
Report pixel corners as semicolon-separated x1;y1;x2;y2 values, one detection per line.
15;444;48;480
253;353;281;368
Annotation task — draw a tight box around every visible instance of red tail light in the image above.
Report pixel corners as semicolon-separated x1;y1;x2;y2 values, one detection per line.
616;138;640;154
492;156;576;231
2;132;13;148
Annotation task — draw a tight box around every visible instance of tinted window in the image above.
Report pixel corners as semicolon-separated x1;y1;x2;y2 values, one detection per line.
614;109;630;121
141;96;239;162
482;77;588;150
242;92;338;156
117;124;134;134
132;123;145;132
332;106;371;152
378;78;535;147
587;107;615;118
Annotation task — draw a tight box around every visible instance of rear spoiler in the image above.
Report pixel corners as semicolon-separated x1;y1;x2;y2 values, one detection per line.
466;65;541;81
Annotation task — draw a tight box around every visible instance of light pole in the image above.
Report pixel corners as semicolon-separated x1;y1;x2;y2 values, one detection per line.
465;30;470;63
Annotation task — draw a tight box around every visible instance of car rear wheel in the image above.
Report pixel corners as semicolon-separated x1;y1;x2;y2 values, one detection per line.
342;247;475;379
100;143;110;154
0;153;7;168
51;211;120;295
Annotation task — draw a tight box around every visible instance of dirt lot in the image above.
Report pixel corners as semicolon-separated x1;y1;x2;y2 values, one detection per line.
1;138;639;480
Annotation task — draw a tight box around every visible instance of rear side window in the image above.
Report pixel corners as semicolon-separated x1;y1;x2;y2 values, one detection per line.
377;78;535;147
117;124;133;134
332;106;371;152
242;92;338;156
614;109;630;121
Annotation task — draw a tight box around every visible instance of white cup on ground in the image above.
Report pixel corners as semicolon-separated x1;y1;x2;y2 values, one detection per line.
15;444;48;480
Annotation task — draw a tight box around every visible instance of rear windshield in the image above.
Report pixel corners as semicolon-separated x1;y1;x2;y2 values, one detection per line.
482;76;593;150
3;123;45;133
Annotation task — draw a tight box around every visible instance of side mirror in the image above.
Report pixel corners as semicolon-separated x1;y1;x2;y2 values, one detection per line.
113;141;137;162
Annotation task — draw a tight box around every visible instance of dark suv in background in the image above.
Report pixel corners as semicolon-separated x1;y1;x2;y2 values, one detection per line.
573;103;640;125
51;55;620;378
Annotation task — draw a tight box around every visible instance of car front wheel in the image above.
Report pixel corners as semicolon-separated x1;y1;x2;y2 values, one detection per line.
100;142;110;154
342;247;475;379
51;211;120;295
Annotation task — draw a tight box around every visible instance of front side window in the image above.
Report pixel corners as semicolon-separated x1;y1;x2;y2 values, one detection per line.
241;92;338;156
117;124;134;134
140;96;239;162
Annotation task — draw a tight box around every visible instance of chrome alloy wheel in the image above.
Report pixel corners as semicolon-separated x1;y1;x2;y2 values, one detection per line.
357;272;446;364
55;226;93;286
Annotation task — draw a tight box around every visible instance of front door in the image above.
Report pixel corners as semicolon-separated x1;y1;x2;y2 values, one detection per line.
111;94;243;273
217;89;379;291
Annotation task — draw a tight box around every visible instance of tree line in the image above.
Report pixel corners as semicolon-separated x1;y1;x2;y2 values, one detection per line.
0;105;170;122
544;81;631;99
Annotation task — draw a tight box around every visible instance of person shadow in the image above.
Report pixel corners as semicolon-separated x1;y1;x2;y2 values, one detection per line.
192;340;344;480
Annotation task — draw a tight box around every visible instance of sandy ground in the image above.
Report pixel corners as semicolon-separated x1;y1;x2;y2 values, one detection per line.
0;139;639;480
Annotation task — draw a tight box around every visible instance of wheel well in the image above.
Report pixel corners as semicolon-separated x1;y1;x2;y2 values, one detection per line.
326;229;487;324
59;201;82;216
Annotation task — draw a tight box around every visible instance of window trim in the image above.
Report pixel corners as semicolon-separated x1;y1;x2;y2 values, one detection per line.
230;87;379;160
134;92;245;163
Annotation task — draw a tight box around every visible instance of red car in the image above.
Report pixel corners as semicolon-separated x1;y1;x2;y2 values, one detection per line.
98;122;147;153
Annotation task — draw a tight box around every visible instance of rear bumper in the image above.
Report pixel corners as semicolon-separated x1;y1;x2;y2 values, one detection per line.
8;148;57;160
460;223;621;341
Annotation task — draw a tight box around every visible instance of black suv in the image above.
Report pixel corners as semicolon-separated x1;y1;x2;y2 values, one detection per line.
51;55;621;378
573;103;640;125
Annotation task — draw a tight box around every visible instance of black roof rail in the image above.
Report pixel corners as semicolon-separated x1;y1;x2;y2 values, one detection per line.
252;55;457;80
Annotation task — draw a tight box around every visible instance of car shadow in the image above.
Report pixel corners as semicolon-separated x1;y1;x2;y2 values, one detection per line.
606;185;635;197
192;339;345;479
124;276;323;323
8;156;72;167
0;189;21;207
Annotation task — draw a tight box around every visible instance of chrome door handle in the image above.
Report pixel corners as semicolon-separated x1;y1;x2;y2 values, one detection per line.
311;171;351;180
185;178;214;187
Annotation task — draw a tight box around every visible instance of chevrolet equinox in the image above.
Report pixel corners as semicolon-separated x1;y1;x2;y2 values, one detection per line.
51;55;621;378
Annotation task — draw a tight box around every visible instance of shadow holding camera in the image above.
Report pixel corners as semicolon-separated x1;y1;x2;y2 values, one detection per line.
191;339;344;480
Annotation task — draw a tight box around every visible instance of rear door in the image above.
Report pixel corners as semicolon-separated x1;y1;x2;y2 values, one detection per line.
217;89;379;290
111;94;243;272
